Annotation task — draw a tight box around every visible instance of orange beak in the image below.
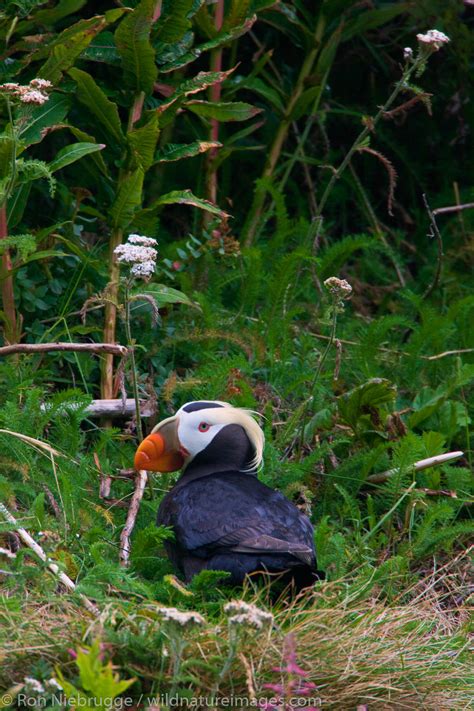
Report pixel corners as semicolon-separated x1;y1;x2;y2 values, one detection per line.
134;418;185;472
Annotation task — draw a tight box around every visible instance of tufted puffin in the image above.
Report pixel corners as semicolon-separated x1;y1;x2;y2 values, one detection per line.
134;400;321;589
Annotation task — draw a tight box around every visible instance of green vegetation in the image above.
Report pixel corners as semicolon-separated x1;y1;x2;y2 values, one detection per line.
0;1;472;709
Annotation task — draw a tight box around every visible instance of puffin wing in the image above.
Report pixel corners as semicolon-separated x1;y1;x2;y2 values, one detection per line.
216;528;314;566
164;473;316;565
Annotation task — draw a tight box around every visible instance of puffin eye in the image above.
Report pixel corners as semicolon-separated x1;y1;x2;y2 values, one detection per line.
198;422;210;432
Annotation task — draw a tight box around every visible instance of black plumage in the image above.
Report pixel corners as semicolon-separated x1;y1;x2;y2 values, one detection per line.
158;422;321;588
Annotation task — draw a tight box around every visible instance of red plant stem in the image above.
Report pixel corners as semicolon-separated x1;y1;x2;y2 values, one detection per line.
205;0;224;214
0;205;18;344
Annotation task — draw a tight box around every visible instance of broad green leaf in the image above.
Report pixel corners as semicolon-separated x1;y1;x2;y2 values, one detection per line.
154;140;221;163
338;378;397;432
49;142;106;173
0;130;14;180
155;0;196;43
7;183;32;229
39;16;107;83
67;126;110;177
109;168;144;229
16;0;87;33
150;189;229;217
222;0;252;31
159;16;255;71
115;0;157;94
163;67;236;101
18;94;70;146
132;283;197;308
127;114;160;170
244;77;285;113
69;68;124;145
341;5;409;43
409;386;447;429
80;31;121;66
186;100;262;122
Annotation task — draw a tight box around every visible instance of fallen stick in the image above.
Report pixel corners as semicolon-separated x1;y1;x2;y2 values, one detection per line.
0;342;128;357
119;469;148;567
0;502;99;616
367;451;464;484
40;398;156;419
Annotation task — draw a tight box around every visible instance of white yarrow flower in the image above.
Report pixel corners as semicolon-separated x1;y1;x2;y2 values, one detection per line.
157;607;205;627
416;29;450;50
24;677;45;694
323;276;352;300
128;234;158;246
223;600;273;630
20;89;49;105
114;233;158;280
403;47;413;60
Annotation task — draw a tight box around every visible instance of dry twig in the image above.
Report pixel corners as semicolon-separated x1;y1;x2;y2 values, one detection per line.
367;451;464;484
119;469;148;567
0;501;99;615
0;342;128;357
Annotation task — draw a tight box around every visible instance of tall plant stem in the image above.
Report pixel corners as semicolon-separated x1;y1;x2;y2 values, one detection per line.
101;227;122;399
101;91;144;400
0;205;18;344
242;42;320;247
204;0;224;221
312;57;424;244
124;283;143;443
0;97;19;344
296;306;338;459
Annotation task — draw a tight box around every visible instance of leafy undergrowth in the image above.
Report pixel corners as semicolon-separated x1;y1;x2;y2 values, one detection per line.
0;553;472;710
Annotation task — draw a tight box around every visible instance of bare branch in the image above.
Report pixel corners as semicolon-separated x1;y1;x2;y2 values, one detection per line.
367;451;464;484
0;342;129;357
0;501;99;615
119;469;148;567
432;202;474;216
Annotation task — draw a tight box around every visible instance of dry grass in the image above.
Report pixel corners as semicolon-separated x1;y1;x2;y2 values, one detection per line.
0;550;472;709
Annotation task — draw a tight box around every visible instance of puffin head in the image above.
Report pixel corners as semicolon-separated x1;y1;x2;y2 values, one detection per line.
134;400;264;474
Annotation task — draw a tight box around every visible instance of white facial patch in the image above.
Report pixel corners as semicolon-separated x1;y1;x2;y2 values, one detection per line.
176;408;227;462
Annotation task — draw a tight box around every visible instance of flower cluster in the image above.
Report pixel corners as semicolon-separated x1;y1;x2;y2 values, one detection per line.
224;600;274;630
114;233;158;279
0;78;52;105
323;277;352;300
416;29;450;51
260;634;319;711
157;606;205;628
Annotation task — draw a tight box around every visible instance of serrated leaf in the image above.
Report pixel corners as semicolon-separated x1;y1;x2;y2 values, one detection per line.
186;100;262;122
49;142;105;173
39;15;107;83
109;168;144;229
127;114;160;170
338;379;396;432
150;189;229;217
69;68;124;145
155;0;196;43
115;0;157;94
18;94;70;146
154;140;221;163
